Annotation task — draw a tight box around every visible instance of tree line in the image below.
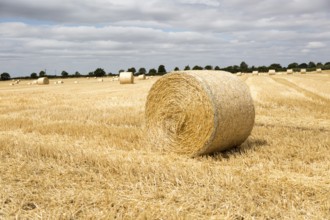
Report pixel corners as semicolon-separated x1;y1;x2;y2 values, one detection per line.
1;61;330;80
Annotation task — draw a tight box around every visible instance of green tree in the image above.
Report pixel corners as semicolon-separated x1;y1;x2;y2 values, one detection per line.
214;66;221;70
204;65;213;70
192;65;203;70
324;62;330;70
287;62;298;69
127;67;136;74
184;65;190;70
298;63;308;68
269;63;282;71
75;71;81;76
233;65;239;72
222;66;233;72
174;67;180;71
39;70;46;77
0;72;11;80
138;67;146;75
257;66;268;72
94;68;106;77
148;68;157;75
240;61;248;72
308;61;316;68
30;72;37;79
61;70;69;77
316;62;323;68
88;71;94;76
157;65;167;75
118;69;125;74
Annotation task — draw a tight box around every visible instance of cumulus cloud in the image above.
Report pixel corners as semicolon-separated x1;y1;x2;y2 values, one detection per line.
0;0;330;76
306;41;326;49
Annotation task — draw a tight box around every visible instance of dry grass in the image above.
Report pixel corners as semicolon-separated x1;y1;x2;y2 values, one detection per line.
0;73;330;219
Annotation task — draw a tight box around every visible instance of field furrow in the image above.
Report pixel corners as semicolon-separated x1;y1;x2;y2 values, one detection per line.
272;76;330;103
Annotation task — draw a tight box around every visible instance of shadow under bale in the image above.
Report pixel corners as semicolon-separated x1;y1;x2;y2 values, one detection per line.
207;138;268;160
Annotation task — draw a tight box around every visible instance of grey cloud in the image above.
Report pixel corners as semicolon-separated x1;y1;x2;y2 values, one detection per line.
0;0;329;76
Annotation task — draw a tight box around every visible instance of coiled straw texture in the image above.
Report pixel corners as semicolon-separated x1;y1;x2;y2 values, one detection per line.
145;70;255;156
37;77;49;85
119;72;134;84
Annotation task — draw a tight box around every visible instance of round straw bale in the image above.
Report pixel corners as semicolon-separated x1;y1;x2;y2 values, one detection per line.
316;68;322;73
300;69;306;74
97;78;103;82
138;74;146;80
119;72;134;84
145;70;255;156
37;77;49;85
268;69;276;75
287;69;293;74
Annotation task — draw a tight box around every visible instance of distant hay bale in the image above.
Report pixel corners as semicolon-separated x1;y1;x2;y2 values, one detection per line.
252;71;258;75
57;80;64;84
268;69;276;75
316;68;322;73
236;72;242;76
97;78;103;82
138;74;146;80
119;72;134;84
74;81;79;84
287;69;293;74
300;69;306;74
145;70;255;156
9;83;14;86
37;77;49;85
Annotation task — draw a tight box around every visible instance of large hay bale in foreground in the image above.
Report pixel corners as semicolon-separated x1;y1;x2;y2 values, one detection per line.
119;72;134;84
145;70;255;156
37;77;49;85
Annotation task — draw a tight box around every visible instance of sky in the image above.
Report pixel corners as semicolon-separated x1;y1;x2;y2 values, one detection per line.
0;0;329;77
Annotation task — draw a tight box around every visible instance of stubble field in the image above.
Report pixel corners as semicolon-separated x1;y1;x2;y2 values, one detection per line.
0;72;329;219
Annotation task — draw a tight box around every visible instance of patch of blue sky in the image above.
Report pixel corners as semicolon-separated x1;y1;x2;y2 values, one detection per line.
0;17;55;25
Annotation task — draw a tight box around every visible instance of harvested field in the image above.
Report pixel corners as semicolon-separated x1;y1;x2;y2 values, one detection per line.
0;73;329;219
